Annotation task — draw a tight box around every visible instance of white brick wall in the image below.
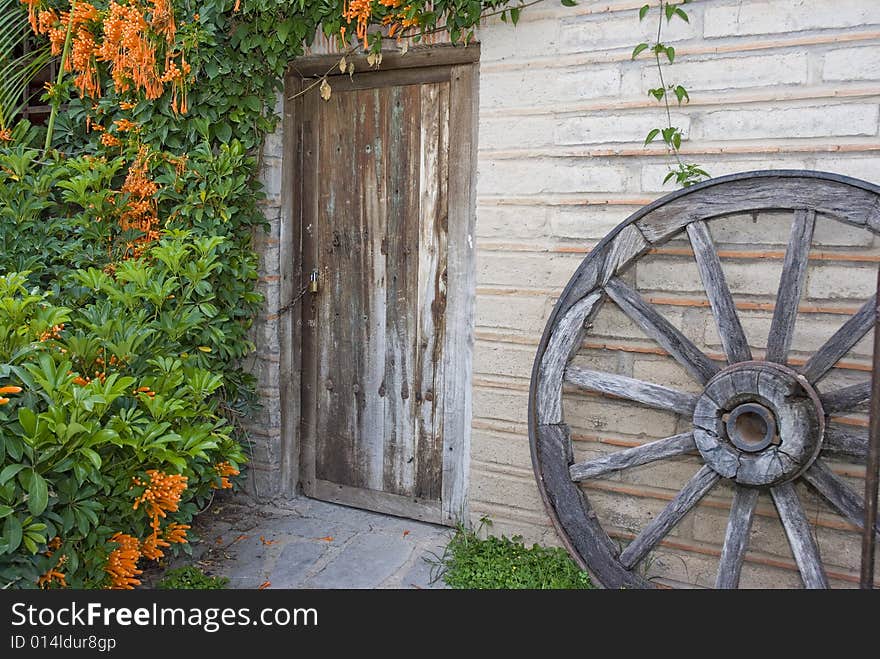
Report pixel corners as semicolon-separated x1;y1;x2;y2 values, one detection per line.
471;0;880;588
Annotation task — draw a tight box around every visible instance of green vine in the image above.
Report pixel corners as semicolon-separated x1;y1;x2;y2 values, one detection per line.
633;0;708;187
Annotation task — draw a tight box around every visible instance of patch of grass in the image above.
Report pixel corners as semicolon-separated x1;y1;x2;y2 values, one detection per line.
439;522;594;589
156;566;229;590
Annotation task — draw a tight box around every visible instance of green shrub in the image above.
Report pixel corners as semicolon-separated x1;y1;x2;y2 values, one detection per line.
156;565;228;590
440;525;594;589
0;234;246;588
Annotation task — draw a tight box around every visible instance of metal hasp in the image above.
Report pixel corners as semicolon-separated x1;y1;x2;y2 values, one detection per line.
861;266;880;589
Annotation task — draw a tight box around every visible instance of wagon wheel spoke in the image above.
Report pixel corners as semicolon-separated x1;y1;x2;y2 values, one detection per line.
569;432;695;482
766;210;816;364
822;424;868;463
618;465;719;569
686;221;752;364
715;485;760;589
565;367;698;415
800;296;876;384
605;277;719;384
770;482;829;589
820;381;871;415
802;460;879;539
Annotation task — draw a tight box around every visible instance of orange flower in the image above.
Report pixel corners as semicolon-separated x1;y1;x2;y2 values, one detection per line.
140;531;170;560
0;128;12;143
0;386;22;394
118;101;136;110
0;398;10;405
38;567;67;589
100;133;121;147
113;118;139;132
212;461;240;489
105;533;142;589
164;522;190;544
38;323;64;342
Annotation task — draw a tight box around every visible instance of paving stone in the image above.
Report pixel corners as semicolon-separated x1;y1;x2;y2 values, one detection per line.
304;532;416;589
397;551;448;590
264;514;359;544
266;540;329;588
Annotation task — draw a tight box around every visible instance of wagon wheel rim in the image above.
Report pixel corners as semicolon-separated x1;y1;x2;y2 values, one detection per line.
528;170;880;589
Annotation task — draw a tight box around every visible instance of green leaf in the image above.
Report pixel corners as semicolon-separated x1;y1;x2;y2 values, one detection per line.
0;505;12;519
631;43;649;59
510;7;520;25
215;122;232;144
18;406;36;437
639;4;650;20
666;46;675;64
80;447;102;470
27;472;48;516
2;515;22;554
0;463;25;486
560;0;577;6
644;128;660;145
665;3;675;20
675;7;690;22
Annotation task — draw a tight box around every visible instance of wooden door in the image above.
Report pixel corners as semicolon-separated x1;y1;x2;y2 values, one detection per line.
293;51;477;525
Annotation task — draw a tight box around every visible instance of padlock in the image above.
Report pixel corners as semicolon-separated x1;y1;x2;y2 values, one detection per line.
309;269;319;294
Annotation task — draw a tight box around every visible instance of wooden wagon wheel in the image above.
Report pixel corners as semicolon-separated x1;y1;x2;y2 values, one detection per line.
528;171;880;589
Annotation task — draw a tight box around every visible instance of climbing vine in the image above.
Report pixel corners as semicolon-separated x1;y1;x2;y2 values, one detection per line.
633;0;708;187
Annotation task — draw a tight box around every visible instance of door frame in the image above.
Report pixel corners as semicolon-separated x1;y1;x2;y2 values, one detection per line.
281;44;480;526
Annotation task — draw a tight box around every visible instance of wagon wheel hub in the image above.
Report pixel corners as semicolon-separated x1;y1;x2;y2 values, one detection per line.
693;362;825;486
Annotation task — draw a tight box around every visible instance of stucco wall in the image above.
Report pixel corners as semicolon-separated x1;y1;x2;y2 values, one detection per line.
470;0;880;587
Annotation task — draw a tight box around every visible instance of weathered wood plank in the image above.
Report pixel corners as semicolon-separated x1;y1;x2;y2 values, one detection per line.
536;293;603;425
820;381;871;415
569;432;695;481
822;423;868;463
800;296;876;384
715;485;760;589
686;220;752;364
564;367;698;415
770;482;829;588
803;460;879;538
618;465;719;569
315;87;361;488
313;479;443;525
536;423;649;588
635;175;880;244
298;80;321;497
605;277;719;383
766;210;816;364
291;43;480;77
383;83;422;497
441;63;479;525
414;81;449;501
354;87;388;492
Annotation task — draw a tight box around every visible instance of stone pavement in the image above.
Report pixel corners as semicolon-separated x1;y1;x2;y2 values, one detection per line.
178;496;452;589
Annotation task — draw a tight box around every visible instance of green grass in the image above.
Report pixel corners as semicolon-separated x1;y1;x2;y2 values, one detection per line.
439;523;594;589
156;566;229;590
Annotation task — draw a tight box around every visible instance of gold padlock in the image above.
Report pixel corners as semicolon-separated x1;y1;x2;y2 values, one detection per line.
309;269;319;294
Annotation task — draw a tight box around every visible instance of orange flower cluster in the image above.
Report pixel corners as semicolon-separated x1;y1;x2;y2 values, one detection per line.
131;470;188;562
105;532;142;589
119;146;161;255
38;537;68;589
133;385;156;397
38;323;64;342
343;0;373;47
212;461;240;490
24;1;190;111
0;128;12;143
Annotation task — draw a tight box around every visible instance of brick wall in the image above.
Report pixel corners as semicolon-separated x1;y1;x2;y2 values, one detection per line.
471;0;880;587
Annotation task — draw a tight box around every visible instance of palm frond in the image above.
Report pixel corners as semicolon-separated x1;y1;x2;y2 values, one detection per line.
0;0;52;130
